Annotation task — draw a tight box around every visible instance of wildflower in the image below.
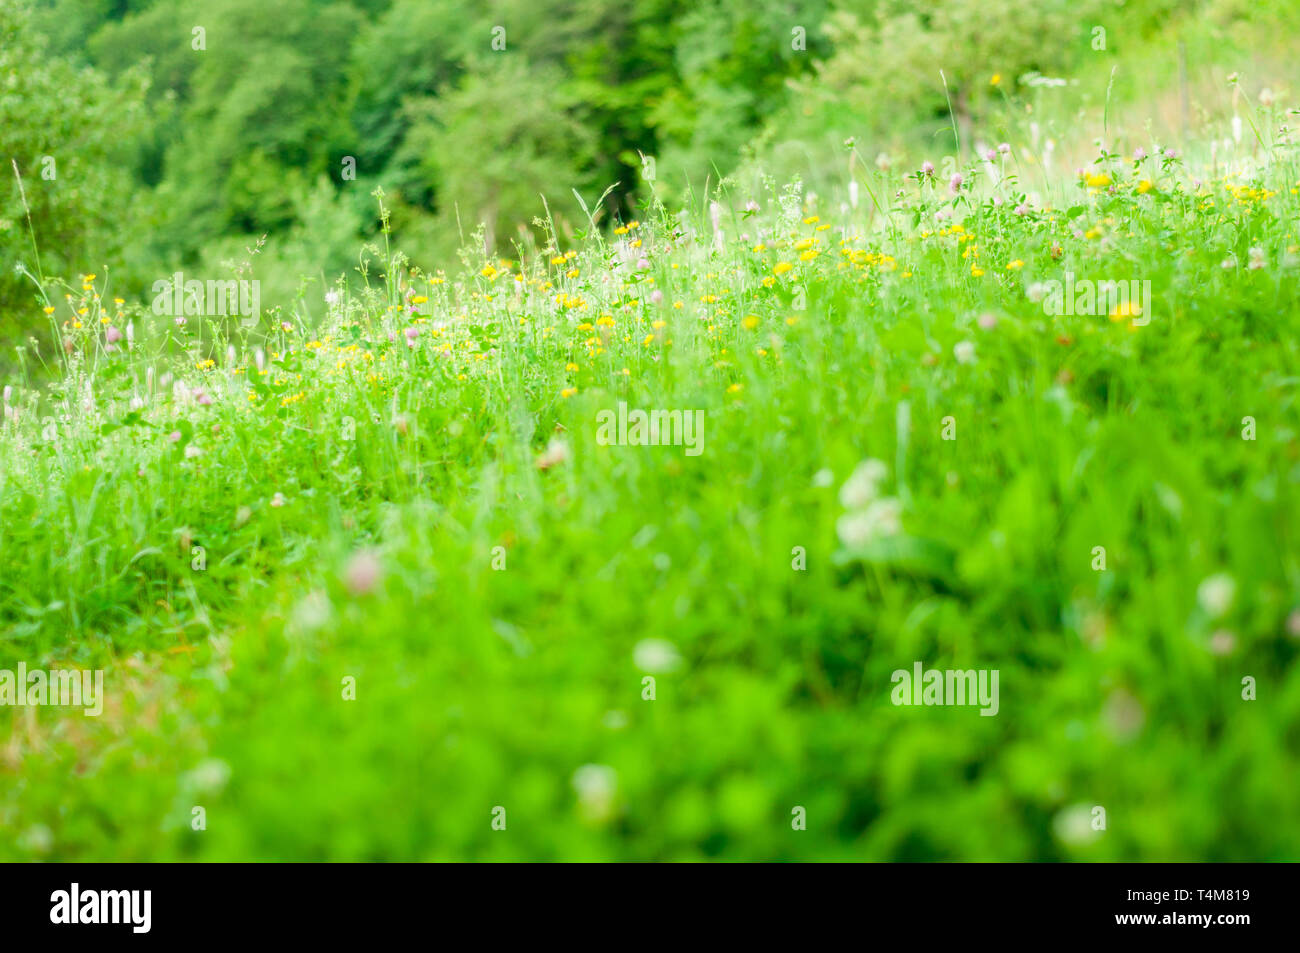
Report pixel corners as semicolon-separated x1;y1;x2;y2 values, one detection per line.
921;160;935;177
343;550;383;596
633;639;681;673
978;312;998;330
571;764;617;823
949;173;964;194
1248;247;1266;270
1208;630;1237;656
839;459;888;509
773;262;794;276
990;73;1002;86
1053;804;1103;847
1197;574;1236;618
1014;203;1029;215
1133;147;1147;161
954;340;976;364
1084;172;1112;188
105;326;122;344
836;498;903;547
270;492;286;508
1109;301;1143;324
998;143;1011;155
650;289;664;305
560;387;577;399
1137;180;1155;194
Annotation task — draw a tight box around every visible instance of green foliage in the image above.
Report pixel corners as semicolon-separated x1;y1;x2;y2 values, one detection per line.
0;0;147;326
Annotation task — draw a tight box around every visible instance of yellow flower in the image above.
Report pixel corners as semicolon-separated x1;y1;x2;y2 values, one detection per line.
742;315;760;330
990;73;1002;86
411;295;428;304
802;215;820;225
971;267;986;277
481;264;499;279
773;262;794;276
1109;302;1143;323
43;306;55;314
1006;259;1024;270
561;387;578;398
1137;180;1155;195
1084;172;1113;188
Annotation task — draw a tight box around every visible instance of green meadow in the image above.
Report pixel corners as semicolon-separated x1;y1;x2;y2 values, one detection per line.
2;0;1299;860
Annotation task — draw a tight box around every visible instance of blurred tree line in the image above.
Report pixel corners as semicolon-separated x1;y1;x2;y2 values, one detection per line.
3;0;831;327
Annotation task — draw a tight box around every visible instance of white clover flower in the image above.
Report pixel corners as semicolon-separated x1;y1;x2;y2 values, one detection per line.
836;497;902;547
839;459;888;509
954;340;976;364
572;764;617;822
1197;573;1236;618
633;638;681;674
1052;804;1102;847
